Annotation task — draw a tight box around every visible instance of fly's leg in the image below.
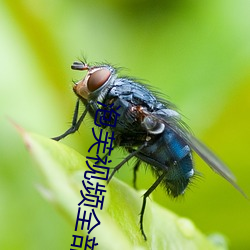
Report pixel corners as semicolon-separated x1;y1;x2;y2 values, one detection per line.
127;147;141;189
133;160;141;189
107;143;146;184
52;99;89;141
140;172;167;240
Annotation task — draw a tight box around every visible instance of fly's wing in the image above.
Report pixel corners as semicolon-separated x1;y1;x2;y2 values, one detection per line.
149;110;247;198
182;131;247;197
172;123;247;198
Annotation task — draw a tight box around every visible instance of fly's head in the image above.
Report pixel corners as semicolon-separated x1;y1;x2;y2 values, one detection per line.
72;61;116;101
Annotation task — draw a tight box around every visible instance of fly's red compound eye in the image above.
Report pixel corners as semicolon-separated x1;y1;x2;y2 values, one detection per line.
87;68;111;92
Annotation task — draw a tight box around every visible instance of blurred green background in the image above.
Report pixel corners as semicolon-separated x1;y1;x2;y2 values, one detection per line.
1;0;250;249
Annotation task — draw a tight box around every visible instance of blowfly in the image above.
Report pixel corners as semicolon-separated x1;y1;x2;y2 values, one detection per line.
52;60;246;240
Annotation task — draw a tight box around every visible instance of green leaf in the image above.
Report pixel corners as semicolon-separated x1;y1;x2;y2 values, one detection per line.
18;126;227;250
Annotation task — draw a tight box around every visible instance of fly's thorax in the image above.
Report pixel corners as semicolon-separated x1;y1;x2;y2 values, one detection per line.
73;64;117;103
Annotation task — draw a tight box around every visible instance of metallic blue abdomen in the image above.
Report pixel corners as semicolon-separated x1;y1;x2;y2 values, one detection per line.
137;128;194;197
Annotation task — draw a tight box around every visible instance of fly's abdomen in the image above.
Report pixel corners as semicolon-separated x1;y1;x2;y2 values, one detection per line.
164;153;193;197
163;129;194;196
137;128;194;197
